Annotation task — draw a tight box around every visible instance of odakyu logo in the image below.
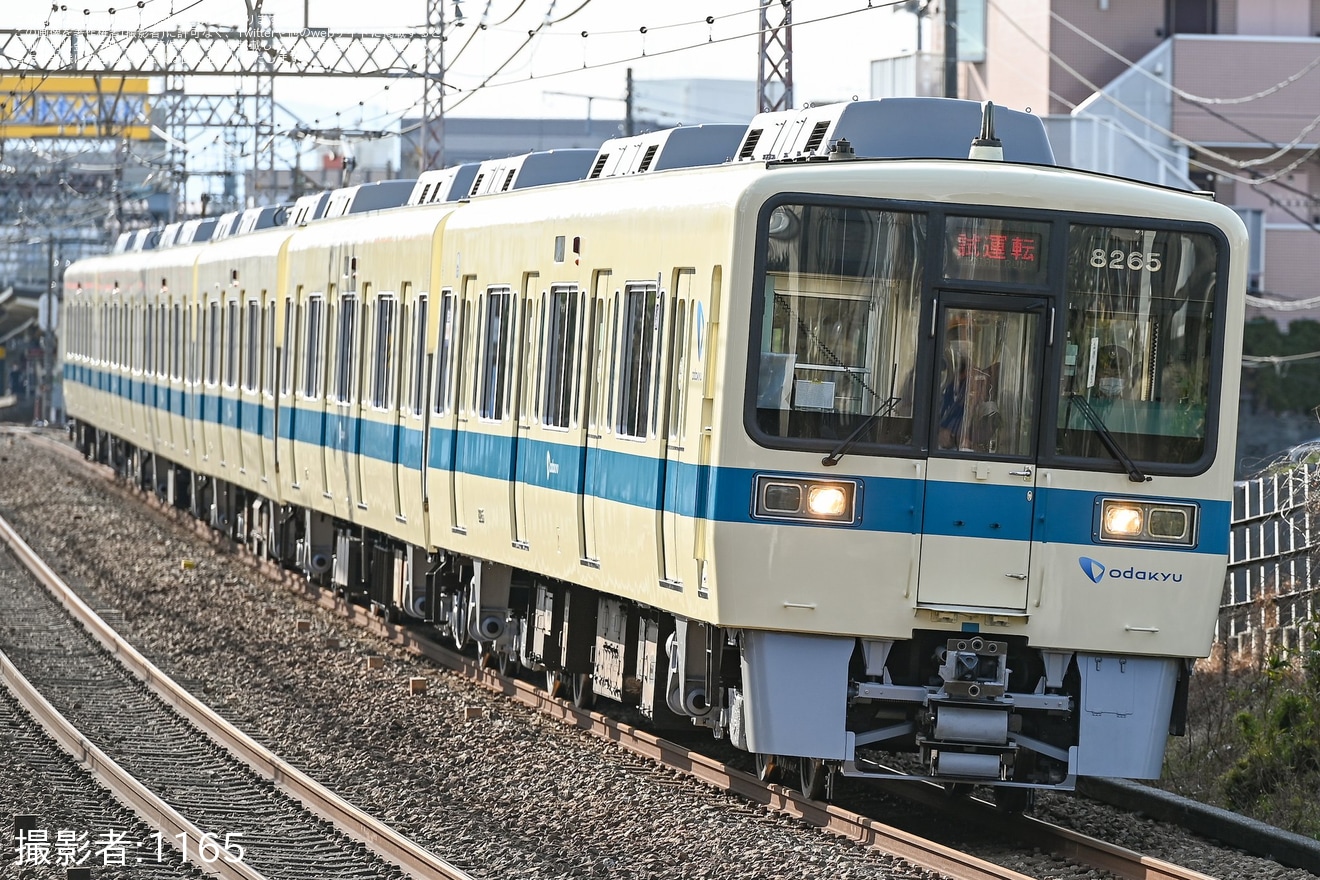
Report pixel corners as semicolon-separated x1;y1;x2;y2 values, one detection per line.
1078;556;1183;584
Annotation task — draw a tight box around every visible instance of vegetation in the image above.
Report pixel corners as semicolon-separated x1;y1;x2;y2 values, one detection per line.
1161;619;1320;839
1242;318;1320;414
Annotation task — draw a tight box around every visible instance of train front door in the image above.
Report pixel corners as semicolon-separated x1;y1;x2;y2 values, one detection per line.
917;296;1047;612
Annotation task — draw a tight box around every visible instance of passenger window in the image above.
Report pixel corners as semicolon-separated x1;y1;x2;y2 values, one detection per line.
303;296;325;399
225;300;240;389
479;286;514;420
243;300;260;392
542;284;580;429
207;301;221;386
434;291;455;415
667;299;688;441
370;294;398;409
616;282;660;439
410;292;428;416
333;294;359;404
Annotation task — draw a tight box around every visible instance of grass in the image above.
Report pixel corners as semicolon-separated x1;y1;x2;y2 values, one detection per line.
1159;629;1320;840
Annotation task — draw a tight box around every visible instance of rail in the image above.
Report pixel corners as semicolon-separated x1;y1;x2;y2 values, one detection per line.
0;510;474;880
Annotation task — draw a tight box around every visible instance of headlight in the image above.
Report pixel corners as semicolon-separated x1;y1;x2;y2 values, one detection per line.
807;485;848;517
754;475;858;525
1096;498;1197;546
1103;504;1143;537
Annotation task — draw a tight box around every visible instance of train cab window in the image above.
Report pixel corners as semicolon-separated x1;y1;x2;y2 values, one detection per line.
542;284;580;429
751;203;926;451
616;282;661;439
1055;224;1220;467
479;287;514;420
370;294;398;409
434;291;456;415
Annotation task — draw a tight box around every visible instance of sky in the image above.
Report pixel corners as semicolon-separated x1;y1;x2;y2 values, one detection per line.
9;0;926;180
13;0;923;120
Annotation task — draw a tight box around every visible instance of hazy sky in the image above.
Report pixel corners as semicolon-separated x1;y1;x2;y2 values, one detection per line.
14;0;923;123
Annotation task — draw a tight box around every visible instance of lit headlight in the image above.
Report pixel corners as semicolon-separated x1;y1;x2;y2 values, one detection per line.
1103;504;1143;537
754;475;858;525
807;485;848;517
1096;498;1197;546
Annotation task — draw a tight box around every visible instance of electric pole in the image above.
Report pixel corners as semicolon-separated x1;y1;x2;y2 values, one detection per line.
758;0;793;113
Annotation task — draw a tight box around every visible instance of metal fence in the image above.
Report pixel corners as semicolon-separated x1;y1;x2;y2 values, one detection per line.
1222;464;1320;657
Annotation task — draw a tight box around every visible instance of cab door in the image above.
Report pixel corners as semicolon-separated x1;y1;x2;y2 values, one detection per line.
917;296;1047;612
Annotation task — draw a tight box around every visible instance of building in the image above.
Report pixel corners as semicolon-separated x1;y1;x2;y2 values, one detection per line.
872;0;1320;325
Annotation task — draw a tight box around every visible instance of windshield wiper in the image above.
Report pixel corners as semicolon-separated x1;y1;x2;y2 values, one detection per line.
822;396;901;467
1067;393;1149;483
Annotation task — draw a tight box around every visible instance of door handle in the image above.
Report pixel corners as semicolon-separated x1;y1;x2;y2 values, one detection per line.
1008;467;1033;477
1006;573;1028;580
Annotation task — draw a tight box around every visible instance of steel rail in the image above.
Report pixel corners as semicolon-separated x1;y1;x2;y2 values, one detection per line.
0;508;473;880
0;647;269;880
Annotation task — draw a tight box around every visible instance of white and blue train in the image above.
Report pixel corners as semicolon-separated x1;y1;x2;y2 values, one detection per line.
61;98;1247;805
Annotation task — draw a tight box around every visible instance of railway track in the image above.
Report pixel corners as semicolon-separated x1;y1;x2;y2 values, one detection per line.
0;506;472;880
3;426;1301;880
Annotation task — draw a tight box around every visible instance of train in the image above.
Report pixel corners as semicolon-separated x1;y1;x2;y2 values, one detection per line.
60;97;1248;807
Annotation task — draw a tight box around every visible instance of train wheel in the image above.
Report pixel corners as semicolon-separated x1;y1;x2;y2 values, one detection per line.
755;753;781;784
799;758;831;801
545;669;566;698
571;672;595;710
497;648;520;678
450;594;470;651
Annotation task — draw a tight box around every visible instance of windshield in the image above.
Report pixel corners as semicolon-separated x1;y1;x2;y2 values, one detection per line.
1055;224;1218;465
753;203;926;447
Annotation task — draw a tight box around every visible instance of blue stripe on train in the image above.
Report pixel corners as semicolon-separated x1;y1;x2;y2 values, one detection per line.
63;365;1229;553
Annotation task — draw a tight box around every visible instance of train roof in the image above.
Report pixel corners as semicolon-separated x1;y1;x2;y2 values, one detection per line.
466;149;597;198
323;179;417;218
734;97;1056;165
407;164;481;206
587;124;746;179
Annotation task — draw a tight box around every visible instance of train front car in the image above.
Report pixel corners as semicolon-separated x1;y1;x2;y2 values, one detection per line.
712;103;1247;801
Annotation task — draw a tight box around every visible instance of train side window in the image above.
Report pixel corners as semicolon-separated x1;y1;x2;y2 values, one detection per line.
303;295;325;399
479;286;514;420
225;300;240;389
410;290;428;416
143;303;155;377
334;293;360;404
171;304;182;380
262;298;275;397
606;292;619;432
281;293;297;396
616;282;660;439
370;293;397;410
521;291;539;422
542;284;579;429
433;290;455;415
243;299;260;393
207;300;221;386
667;299;688;441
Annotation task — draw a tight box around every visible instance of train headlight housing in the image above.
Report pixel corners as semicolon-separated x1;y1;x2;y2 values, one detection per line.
1096;498;1197;546
807;485;848;517
754;475;858;525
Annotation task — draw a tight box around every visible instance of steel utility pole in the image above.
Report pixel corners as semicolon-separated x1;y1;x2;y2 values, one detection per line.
758;0;793;113
944;0;959;98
